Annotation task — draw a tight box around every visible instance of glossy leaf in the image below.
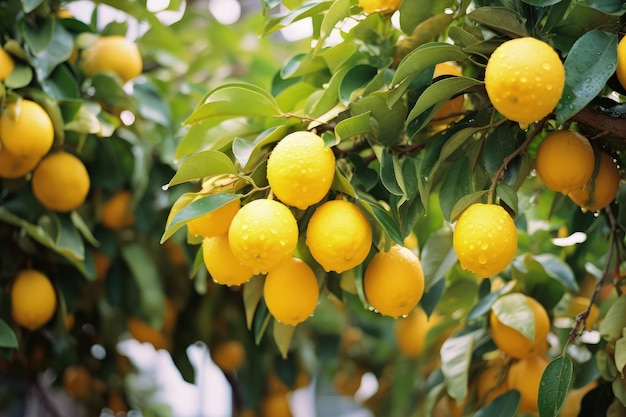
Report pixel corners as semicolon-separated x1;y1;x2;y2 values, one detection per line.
467;7;529;38
393;42;468;85
439;156;475;221
615;335;626;377
532;254;578;292
244;276;264;330
441;328;485;404
420;226;457;290
166;150;237;187
334;112;371;141
579;0;626;15
0;319;18;349
449;190;489;223
467;280;516;320
339;65;378;104
556;30;618;125
600;295;626;342
521;0;561;5
273;320;296;359
380;150;405;196
538;356;573;417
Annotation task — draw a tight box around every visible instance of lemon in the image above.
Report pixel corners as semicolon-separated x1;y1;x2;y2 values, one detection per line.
202;235;254;286
188;197;240;238
266;131;335;210
305;199;372;273
0;99;54;159
100;190;136;230
506;355;550;414
485;37;565;128
569;151;621;212
81;36;142;83
31;151;90;212
617;35;626;90
431;62;465;126
535;130;595;195
228;199;298;274
453;203;517;278
11;269;57;331
0;48;15;81
0;147;41;179
358;0;402;14
364;245;425;318
264;257;319;325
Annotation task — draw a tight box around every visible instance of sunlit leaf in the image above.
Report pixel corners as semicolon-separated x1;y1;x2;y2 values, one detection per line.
393;42;468;85
449;190;488;223
532;254;578;292
600;295;626;342
334;112;371;141
538;356;573;417
273;320;296;359
441;328;485;404
491;293;536;343
467;7;528;38
420;226;457;290
167;150;237;187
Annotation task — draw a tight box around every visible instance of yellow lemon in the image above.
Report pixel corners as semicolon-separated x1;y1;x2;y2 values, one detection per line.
32;151;90;212
569;151;621;212
0;99;54;159
11;269;57;331
81;36;142;83
202;235;255;286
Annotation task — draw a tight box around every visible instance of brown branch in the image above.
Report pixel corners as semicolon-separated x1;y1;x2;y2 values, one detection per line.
571;105;626;139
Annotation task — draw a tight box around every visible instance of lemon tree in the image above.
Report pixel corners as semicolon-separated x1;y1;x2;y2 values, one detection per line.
4;0;626;416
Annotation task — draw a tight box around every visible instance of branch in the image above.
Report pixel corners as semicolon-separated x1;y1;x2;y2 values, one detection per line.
571;105;626;139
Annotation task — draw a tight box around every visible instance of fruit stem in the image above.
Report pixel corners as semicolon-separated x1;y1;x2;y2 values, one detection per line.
487;117;547;202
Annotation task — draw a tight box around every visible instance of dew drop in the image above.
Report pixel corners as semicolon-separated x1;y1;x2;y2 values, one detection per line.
161;184;170;191
271;228;278;235
279;240;287;246
242;234;249;240
546;84;553;91
608;63;615;70
259;234;265;241
481;243;489;250
241;224;249;230
542;63;552;71
478;255;488;265
401;314;408;318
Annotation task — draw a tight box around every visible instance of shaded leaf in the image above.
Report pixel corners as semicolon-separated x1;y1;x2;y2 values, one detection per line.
467;7;528;38
273;320;296;359
449;190;489;223
600;295;626;342
538;356;573;417
420;226;457;290
532;254;578;292
474;390;521;417
0;319;18;349
244;276;265;330
334;112;371;141
339;64;378;104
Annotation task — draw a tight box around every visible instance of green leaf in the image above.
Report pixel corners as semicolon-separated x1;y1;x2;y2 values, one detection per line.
331;166;356;197
449;190;488;223
467;7;528;38
521;0;561;5
29;23;74;81
615;335;626;377
184;83;283;125
339;65;378;104
358;198;404;246
22;0;44;12
538;356;573;417
491;293;536;343
244;276;265;330
161;193;242;243
4;64;33;89
474;390;521;417
579;0;626;15
555;30;618;125
334;112;371;141
260;1;333;35
273;320;296;359
167;151;237;187
467;280;516;321
532;254;578;292
393;42;468;85
316;0;352;51
380;150;405;196
496;183;519;216
233;124;296;170
439;156;475;221
406;76;482;133
483;124;523;187
121;243;165;329
441;328;485;404
350;92;407;147
420;226;457;290
600;295;626;342
0;319;18;349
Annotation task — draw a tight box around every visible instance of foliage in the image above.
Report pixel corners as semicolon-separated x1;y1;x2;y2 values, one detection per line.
3;0;626;416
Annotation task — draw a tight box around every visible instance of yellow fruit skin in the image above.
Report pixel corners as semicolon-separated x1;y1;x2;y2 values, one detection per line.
569;152;621;212
535;130;595;195
306;200;372;273
101;190;136;230
0;100;54;159
0;48;15;81
264;257;319;325
489;295;550;359
188;198;240;238
211;340;246;372
228;199;298;274
453;203;517;278
476;360;510;406
394;306;429;357
358;0;402;14
11;269;57;331
617;36;626;90
485;37;564;127
0;147;41;179
127;317;170;350
202;235;254;286
81;36;142;83
506;355;550;414
32;151;90;212
364;245;425;318
266;131;335;210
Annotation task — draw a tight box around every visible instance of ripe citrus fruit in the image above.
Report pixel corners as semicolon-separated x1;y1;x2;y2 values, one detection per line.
617;36;626;90
358;0;402;14
453;203;517;278
394;305;429;357
0;147;41;179
569;151;621;212
364;244;425;318
202;235;255;286
0;99;54;159
63;365;92;399
556;295;600;329
306;199;372;273
211;340;246;372
476;357;510;406
228;199;298;274
506;355;550;414
261;392;292;417
431;62;465;126
484;37;565;128
266;131;335;210
264;257;319;325
31;151;90;212
0;48;15;80
100;190;136;230
81;36;142;83
188;197;240;238
11;269;57;331
489;294;550;359
127;316;170;350
535;130;595;195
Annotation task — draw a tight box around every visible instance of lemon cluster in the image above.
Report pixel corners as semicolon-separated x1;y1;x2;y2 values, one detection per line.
196;130;425;323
